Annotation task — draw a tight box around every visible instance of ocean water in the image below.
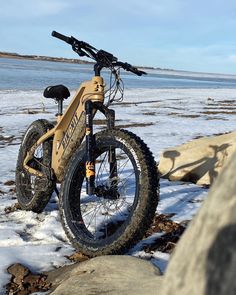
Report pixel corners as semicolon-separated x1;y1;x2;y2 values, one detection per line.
1;57;236;91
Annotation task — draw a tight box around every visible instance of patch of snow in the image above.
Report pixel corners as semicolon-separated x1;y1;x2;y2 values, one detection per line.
0;86;235;292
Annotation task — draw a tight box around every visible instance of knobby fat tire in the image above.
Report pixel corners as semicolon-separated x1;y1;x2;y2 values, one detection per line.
59;129;159;256
16;119;55;213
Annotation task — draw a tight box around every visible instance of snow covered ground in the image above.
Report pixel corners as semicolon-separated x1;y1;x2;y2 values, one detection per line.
0;87;236;293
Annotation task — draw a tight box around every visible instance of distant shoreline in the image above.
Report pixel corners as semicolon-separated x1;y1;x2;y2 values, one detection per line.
0;51;156;70
1;52;236;77
0;51;94;65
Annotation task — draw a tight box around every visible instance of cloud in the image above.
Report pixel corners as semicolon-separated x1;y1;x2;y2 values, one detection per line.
32;1;71;15
0;0;73;18
148;44;236;73
228;54;236;63
2;0;236;74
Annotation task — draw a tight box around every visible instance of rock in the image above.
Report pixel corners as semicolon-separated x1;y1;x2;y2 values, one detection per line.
66;251;90;263
160;151;236;295
4;180;15;186
7;263;29;282
4;202;21;214
6;263;50;294
158;131;236;185
48;255;163;295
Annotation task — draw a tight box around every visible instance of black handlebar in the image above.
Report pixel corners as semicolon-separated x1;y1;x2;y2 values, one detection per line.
51;30;146;76
52;31;73;45
117;62;147;76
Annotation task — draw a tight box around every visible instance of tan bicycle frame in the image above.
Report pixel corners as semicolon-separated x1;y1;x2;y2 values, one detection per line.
23;76;105;182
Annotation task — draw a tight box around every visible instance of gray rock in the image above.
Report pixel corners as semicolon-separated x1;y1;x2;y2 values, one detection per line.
158;131;236;185
46;150;236;295
49;255;163;295
161;152;236;295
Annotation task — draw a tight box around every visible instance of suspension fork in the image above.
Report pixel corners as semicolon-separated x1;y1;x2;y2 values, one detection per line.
85;101;118;195
93;103;118;184
107;110;118;188
85;100;95;195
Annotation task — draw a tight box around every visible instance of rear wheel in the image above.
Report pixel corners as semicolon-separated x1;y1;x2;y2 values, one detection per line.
16;119;55;213
60;129;159;256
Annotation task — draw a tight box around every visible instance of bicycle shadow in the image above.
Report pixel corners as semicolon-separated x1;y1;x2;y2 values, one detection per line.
162;143;230;185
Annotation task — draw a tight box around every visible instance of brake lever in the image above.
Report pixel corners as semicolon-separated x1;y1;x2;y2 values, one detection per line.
77;49;90;58
72;41;90;58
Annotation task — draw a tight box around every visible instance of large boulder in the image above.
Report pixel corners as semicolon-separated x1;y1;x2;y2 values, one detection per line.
48;255;163;295
158;131;236;185
161;151;236;295
41;149;236;295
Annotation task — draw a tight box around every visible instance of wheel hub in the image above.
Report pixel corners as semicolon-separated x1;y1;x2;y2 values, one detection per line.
95;184;120;200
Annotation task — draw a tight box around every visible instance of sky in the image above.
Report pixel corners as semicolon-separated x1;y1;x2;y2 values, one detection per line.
1;0;236;74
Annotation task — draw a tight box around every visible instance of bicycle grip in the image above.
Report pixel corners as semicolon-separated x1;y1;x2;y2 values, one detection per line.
51;31;73;44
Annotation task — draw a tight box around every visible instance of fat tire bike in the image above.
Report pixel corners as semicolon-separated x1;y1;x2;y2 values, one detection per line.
16;31;160;256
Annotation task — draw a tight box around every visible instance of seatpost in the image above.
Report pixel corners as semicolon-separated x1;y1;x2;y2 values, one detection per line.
57;99;63;116
85;100;95;195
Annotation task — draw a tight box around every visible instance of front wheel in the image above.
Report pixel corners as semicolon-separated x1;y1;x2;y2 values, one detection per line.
60;129;159;256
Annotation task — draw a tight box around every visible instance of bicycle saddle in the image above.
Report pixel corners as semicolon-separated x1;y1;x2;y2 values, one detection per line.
43;85;70;100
